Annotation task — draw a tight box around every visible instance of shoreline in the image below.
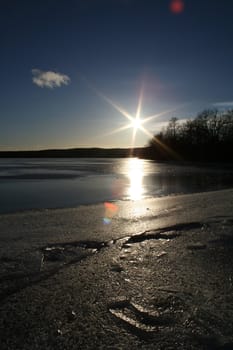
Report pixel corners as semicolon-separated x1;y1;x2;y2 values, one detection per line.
0;188;233;349
1;184;233;216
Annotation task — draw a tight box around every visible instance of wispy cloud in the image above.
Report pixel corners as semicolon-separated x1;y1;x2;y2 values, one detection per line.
213;101;233;108
151;118;188;133
32;69;70;88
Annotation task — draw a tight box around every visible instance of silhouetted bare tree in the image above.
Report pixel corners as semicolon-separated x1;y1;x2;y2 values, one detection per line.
147;109;233;162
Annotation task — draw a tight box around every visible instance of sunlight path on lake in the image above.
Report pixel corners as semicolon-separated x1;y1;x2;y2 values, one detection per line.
127;158;144;201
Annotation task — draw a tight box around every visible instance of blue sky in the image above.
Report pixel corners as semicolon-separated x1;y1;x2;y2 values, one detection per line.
1;0;233;150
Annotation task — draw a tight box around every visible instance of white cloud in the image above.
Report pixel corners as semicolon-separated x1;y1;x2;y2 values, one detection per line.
151;118;189;134
150;121;168;133
32;69;70;88
213;101;233;108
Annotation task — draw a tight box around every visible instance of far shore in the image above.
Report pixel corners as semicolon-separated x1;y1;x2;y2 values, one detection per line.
0;147;143;158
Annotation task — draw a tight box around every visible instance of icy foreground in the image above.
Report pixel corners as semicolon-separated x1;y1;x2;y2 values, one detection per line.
0;189;233;349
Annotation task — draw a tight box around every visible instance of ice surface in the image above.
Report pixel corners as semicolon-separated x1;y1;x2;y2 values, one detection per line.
0;188;233;349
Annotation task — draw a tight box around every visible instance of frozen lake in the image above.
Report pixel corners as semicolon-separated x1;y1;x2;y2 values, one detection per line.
0;158;233;214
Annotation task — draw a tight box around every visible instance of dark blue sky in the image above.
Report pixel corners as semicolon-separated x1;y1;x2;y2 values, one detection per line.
1;0;233;149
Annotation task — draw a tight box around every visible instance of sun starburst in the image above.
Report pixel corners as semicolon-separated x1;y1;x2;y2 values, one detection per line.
81;75;186;158
96;85;180;149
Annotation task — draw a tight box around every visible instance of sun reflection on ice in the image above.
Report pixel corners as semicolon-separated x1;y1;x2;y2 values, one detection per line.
127;158;144;201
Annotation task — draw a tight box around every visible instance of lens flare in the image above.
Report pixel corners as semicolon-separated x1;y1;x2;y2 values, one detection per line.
103;202;118;224
170;0;184;14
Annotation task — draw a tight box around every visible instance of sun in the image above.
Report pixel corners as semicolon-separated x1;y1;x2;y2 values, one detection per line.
83;76;185;150
131;117;142;130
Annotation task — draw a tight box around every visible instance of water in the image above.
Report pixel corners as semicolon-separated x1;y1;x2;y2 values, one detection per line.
0;158;233;214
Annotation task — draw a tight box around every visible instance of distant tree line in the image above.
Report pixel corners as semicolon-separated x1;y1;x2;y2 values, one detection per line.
146;109;233;162
0;147;145;158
